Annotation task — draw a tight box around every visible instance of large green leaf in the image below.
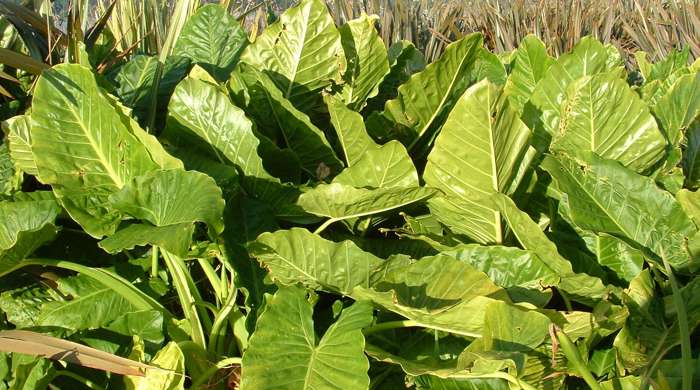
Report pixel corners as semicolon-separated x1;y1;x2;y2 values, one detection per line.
503;35;554;111
338;13;389;110
30;64;159;237
296;183;437;223
523;37;623;144
0;199;59;277
37;274;140;330
326;95;418;187
424;80;531;243
249;227;383;294
325;94;378;167
109;169;225;234
653;71;700;147
541;152;697;270
366;33;483;149
332;141;418;188
550;73;666;172
98;223;194;258
3;114;37;176
165;77;271;180
233;64;344;177
241;286;373;390
173;4;248;81
353;254;510;337
240;0;344;114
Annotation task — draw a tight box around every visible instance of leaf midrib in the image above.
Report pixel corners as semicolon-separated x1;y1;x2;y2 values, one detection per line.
54;85;125;188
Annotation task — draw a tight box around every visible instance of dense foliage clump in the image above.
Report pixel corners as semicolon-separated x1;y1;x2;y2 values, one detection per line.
1;0;700;389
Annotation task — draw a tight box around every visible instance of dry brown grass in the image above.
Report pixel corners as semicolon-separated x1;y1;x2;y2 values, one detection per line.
294;0;700;62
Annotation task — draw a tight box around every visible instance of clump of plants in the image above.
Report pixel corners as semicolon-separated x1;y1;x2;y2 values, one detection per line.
1;0;700;389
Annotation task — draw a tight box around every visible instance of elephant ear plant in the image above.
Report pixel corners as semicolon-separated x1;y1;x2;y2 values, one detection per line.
1;1;700;389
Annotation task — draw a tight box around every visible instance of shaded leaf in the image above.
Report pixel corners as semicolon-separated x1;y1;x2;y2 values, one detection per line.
353;254;510;337
233;64;344;177
297;183;437;222
99;223;194;258
109;169;225;234
173;4;248;81
364;40;425;115
366;33;483;149
0;199;59;276
111;55;190;121
482;301;551;352
493;193;615;305
442;244;557;306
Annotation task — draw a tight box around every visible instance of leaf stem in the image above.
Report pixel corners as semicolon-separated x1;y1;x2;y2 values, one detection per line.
662;256;693;390
209;289;240;356
553;325;602;390
313;218;337;234
363;320;422;335
150;246;160;278
197;258;223;302
162;249;208;350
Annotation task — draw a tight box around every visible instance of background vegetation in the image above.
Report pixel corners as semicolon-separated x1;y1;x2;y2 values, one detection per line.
44;0;700;63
